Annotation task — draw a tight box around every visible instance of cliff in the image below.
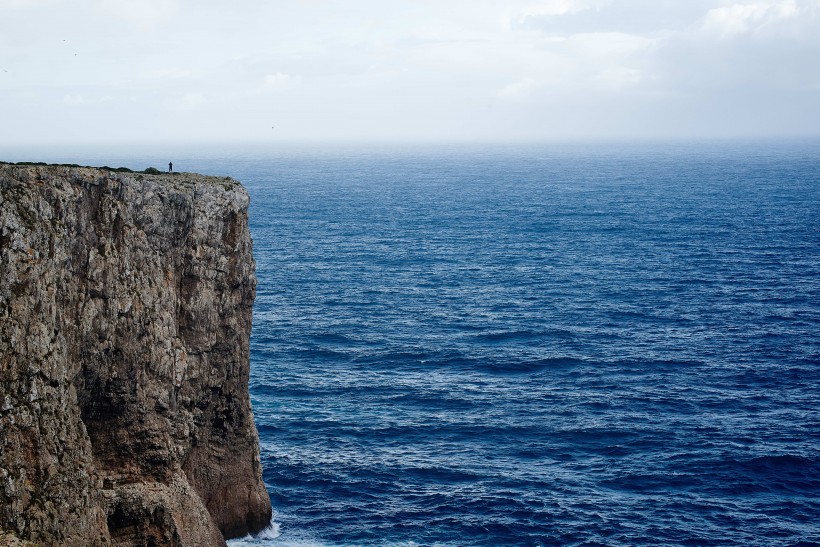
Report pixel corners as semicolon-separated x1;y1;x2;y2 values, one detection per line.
0;164;272;545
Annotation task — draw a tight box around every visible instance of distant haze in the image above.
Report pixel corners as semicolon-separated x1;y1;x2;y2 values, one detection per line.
1;0;819;144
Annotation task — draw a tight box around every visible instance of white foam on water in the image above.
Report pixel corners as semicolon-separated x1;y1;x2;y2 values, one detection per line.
227;520;281;546
226;516;333;547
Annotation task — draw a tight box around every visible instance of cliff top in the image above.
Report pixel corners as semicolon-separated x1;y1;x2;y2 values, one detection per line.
0;161;241;191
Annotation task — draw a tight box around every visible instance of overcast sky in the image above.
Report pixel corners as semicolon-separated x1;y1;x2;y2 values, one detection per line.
1;0;819;144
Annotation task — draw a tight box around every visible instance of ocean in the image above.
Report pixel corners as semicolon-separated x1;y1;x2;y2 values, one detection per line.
7;141;820;545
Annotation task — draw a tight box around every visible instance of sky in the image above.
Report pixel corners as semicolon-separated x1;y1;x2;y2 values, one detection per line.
1;0;819;144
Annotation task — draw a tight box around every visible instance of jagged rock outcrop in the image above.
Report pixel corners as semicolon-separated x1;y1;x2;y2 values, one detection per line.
0;164;271;546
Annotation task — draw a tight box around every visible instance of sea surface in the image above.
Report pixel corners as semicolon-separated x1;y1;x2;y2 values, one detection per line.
6;141;820;545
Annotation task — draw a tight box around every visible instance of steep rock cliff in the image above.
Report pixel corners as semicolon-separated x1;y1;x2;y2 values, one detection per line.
0;164;272;545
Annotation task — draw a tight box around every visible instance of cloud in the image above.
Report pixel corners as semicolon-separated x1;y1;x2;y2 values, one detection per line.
139;68;195;81
565;31;655;58
596;66;643;88
517;0;715;34
62;94;84;106
164;92;206;110
262;72;300;90
513;0;594;24
498;77;539;100
701;0;802;36
97;0;178;30
0;0;48;7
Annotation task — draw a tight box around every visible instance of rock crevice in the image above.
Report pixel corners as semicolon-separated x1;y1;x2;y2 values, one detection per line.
0;164;271;546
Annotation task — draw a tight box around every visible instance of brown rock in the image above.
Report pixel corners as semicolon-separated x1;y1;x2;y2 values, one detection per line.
0;164;272;545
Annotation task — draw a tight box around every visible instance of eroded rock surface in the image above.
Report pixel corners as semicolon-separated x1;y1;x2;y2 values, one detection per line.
0;164;271;546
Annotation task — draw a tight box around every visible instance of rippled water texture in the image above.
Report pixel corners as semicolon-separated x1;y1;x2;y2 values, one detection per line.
225;143;820;546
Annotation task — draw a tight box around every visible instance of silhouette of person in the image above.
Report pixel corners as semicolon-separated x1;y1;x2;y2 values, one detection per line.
168;162;173;173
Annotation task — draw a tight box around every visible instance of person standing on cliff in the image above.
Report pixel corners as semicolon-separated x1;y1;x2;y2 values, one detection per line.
168;162;173;173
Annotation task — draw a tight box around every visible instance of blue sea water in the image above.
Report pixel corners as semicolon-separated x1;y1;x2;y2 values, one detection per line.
5;141;820;545
230;141;820;547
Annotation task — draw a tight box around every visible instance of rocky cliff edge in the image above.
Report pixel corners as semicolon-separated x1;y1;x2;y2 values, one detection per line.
0;164;272;546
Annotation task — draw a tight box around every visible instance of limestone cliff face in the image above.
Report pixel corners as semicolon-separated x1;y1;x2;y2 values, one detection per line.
0;164;272;546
